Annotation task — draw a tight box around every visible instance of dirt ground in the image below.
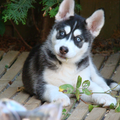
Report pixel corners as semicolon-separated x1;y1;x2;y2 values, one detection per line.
0;29;120;55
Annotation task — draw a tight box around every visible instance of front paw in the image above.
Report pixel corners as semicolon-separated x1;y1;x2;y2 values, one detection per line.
92;94;116;106
101;85;111;93
51;92;70;106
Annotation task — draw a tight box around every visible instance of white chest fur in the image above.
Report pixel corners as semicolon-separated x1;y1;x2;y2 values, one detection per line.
43;62;91;88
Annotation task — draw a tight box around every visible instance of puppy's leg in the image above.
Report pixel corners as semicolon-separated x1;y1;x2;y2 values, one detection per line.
89;58;111;92
42;84;70;106
80;80;116;106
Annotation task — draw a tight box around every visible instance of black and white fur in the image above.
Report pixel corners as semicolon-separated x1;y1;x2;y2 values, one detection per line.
22;0;120;106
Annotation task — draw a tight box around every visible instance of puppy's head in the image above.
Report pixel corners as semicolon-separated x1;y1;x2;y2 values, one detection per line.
51;0;104;62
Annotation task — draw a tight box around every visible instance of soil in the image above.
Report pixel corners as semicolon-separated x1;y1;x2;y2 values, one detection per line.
0;35;33;52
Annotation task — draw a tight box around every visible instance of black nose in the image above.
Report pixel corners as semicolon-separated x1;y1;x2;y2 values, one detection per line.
60;46;69;55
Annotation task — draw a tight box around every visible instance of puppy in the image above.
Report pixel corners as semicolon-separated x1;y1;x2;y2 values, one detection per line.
22;0;120;106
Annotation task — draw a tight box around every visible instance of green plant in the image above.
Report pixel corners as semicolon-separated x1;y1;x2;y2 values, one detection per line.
5;64;9;69
40;0;81;18
59;76;92;101
1;0;81;25
59;76;120;112
2;0;36;25
115;100;120;112
62;108;67;115
0;0;81;48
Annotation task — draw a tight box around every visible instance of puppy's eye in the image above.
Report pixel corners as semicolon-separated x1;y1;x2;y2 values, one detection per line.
56;29;66;39
75;36;82;42
59;30;66;36
76;37;81;42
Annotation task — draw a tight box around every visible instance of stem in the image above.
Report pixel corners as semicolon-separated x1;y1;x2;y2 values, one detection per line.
79;98;89;104
80;92;109;94
105;82;120;93
92;92;109;94
10;20;32;50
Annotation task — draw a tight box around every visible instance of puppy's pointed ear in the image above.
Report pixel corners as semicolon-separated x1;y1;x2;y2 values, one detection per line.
55;0;75;21
86;9;105;37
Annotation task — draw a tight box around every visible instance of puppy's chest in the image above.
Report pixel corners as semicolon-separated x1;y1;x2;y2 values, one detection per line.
43;63;80;87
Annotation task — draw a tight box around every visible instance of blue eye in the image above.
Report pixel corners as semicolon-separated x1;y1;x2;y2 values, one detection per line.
59;30;65;36
56;30;66;39
76;37;81;42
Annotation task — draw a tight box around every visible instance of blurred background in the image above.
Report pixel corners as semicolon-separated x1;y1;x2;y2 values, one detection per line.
0;0;120;54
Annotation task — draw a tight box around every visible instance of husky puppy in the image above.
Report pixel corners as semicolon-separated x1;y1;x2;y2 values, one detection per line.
22;0;120;106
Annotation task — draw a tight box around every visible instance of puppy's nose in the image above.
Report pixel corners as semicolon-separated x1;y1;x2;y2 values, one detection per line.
60;46;69;55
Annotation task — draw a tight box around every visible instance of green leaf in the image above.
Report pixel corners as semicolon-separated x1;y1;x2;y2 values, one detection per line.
88;104;94;112
5;65;9;69
62;108;67;115
2;0;36;25
62;113;66;115
82;88;92;95
75;88;80;101
88;104;99;112
40;0;81;18
49;6;59;18
82;80;90;89
110;103;115;109
115;102;120;112
62;108;66;113
59;84;74;94
76;76;82;88
75;3;82;12
115;105;120;112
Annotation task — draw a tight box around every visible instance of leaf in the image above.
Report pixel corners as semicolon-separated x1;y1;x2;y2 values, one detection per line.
110;103;115;109
76;76;82;88
59;84;74;94
62;108;66;113
40;0;81;18
62;108;67;115
62;113;66;115
75;88;80;101
115;105;120;112
2;0;36;25
49;6;59;18
88;104;99;112
5;65;9;69
82;88;92;95
115;101;120;112
75;3;82;12
88;104;94;112
82;80;90;89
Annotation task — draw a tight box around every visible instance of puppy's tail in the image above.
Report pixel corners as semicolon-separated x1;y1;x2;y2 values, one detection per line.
105;79;120;91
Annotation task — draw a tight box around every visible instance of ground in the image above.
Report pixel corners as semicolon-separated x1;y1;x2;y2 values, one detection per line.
0;29;120;54
92;29;120;55
0;35;33;52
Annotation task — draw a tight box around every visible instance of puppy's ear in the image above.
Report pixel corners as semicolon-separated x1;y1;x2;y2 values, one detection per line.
86;9;105;37
55;0;75;21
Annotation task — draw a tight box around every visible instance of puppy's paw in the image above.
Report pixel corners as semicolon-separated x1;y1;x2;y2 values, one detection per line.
101;85;111;93
51;92;70;106
92;94;116;106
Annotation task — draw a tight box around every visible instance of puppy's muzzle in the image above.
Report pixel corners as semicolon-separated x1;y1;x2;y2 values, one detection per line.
60;46;69;55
